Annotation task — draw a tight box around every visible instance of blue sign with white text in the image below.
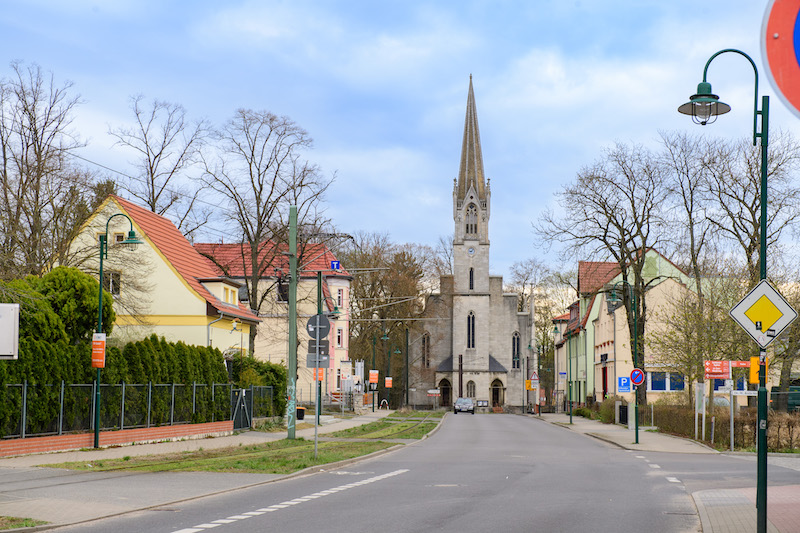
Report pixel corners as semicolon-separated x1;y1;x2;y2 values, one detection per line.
331;261;341;270
618;376;631;393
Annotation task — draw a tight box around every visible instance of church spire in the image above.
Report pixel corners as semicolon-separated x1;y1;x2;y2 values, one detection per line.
455;75;487;205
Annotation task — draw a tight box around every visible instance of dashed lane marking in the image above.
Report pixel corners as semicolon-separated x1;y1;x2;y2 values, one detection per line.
666;477;681;483
171;469;409;533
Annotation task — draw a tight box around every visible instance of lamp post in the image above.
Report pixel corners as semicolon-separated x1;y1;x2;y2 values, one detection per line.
608;281;638;445
94;213;142;449
679;48;769;533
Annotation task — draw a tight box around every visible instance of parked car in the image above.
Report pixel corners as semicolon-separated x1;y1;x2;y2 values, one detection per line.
454;397;475;414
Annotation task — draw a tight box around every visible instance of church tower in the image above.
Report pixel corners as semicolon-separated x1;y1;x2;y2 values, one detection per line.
452;76;491;376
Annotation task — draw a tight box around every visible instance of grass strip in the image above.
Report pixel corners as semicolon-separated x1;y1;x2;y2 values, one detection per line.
46;439;394;475
0;517;48;530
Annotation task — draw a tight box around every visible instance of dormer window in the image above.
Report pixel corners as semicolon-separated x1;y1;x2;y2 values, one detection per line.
465;204;478;235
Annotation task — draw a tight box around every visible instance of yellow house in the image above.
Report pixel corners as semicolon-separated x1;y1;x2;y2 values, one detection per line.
195;241;352;403
65;195;259;350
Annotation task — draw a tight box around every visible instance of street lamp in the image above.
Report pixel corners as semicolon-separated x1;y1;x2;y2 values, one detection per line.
607;281;639;445
94;213;142;449
679;48;769;533
553;324;573;423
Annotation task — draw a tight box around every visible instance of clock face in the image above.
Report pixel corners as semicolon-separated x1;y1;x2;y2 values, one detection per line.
468;247;475;256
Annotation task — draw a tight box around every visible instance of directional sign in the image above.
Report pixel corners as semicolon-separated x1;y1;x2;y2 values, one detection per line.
704;360;731;380
306;314;331;339
369;369;379;384
630;368;645;387
762;0;800;119
730;279;798;348
618;376;631;393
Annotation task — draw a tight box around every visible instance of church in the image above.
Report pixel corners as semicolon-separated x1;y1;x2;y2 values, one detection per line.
409;78;535;412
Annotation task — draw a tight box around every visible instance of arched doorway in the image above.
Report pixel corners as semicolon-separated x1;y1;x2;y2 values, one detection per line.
439;379;452;407
491;379;504;407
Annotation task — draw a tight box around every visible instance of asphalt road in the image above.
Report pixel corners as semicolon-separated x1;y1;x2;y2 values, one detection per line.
50;414;711;533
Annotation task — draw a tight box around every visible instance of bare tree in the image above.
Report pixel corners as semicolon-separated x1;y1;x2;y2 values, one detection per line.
201;109;333;350
0;62;93;279
537;142;670;406
109;95;210;238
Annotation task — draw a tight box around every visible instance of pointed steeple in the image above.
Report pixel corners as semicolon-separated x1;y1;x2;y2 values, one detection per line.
456;75;487;204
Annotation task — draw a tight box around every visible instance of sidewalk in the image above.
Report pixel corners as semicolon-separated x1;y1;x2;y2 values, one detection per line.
0;409;398;528
534;413;800;533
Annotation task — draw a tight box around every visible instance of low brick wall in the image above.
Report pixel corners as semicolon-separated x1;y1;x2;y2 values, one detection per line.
0;421;235;458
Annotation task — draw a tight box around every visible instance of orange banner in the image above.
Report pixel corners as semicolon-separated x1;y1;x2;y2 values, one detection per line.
91;333;106;369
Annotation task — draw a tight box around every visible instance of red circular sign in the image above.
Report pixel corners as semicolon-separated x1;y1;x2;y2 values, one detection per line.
763;0;800;118
630;368;645;387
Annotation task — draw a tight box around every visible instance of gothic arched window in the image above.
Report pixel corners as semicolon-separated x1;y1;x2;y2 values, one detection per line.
512;332;521;369
421;332;431;368
465;204;478;235
466;380;476;398
469;268;474;290
467;311;476;349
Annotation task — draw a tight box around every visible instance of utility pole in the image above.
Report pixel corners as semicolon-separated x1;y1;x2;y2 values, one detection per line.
287;206;298;439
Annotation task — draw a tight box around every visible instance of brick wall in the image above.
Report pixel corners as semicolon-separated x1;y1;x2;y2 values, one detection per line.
0;421;234;458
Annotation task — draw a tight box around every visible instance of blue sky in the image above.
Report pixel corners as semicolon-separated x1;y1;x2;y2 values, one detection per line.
2;1;798;278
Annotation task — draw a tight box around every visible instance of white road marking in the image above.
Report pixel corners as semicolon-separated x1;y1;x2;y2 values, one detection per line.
649;464;661;469
171;469;409;533
667;477;681;483
635;455;645;459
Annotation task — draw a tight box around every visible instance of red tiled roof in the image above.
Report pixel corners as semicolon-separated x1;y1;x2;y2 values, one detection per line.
578;261;619;295
195;241;348;315
110;196;259;323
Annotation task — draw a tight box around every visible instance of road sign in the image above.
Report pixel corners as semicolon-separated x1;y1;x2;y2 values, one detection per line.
730;279;798;348
427;388;440;397
762;0;800;119
704;360;731;380
306;314;331;339
369;369;379;384
733;390;759;397
630;368;645;387
331;260;341;270
385;377;392;388
308;339;329;356
618;376;631;393
306;353;329;368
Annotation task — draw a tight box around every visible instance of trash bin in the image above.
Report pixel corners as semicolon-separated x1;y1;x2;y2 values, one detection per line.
296;406;306;420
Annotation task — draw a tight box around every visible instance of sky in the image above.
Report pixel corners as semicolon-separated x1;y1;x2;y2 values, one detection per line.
2;0;799;279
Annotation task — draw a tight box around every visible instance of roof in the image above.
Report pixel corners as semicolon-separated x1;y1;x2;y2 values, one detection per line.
108;195;259;324
195;241;348;315
578;261;619;295
456;75;487;204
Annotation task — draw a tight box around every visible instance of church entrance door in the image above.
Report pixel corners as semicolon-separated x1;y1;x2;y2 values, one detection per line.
491;379;504;407
439;379;452;407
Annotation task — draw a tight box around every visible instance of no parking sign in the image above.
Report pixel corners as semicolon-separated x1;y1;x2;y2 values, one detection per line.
763;0;800;118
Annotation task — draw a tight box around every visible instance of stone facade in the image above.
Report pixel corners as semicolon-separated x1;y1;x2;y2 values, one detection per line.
409;78;534;411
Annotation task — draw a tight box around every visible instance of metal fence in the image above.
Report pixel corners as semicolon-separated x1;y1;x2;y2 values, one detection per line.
1;382;279;439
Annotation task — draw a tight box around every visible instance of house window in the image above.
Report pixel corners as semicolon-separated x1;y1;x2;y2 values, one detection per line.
114;233;125;244
336;368;341;390
651;372;667;391
336;328;344;348
672;373;686;391
466;380;476;397
467;312;475;349
337;288;344;307
102;271;121;296
465;204;478;235
647;372;685;391
512;332;520;369
421;332;431;368
469;268;474;290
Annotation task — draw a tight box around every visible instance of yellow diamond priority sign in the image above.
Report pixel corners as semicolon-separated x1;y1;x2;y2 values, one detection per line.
730;280;797;348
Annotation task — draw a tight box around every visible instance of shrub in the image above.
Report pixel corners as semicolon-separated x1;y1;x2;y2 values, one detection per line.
599;396;622;424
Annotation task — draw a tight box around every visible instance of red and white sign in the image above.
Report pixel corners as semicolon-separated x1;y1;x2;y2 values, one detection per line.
731;360;751;368
91;333;106;369
763;0;800;119
369;369;379;384
385;377;393;388
704;360;731;379
630;368;645;387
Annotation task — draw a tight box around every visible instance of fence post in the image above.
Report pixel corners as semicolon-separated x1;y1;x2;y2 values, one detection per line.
21;380;27;439
192;382;196;417
170;383;176;426
58;380;65;436
146;381;152;428
90;380;96;432
120;382;126;430
212;383;216;422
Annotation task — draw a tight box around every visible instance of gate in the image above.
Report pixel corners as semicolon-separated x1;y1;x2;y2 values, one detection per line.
231;389;251;430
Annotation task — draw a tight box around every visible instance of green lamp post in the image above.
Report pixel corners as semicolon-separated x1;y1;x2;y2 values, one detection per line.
608;281;638;445
679;48;769;533
94;213;142;449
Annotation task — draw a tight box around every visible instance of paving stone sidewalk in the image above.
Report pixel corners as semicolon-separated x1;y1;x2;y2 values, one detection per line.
534;413;800;532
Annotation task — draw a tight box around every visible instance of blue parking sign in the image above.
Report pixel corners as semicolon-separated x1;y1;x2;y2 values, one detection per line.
618;376;631;393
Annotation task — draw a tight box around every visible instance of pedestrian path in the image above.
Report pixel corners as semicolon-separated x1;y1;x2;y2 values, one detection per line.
534;412;800;532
